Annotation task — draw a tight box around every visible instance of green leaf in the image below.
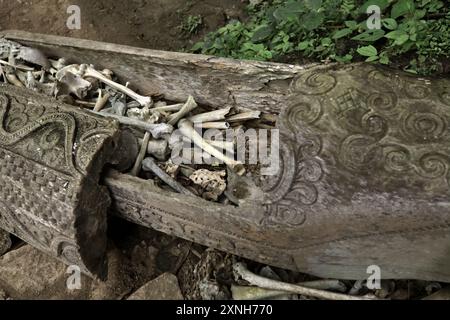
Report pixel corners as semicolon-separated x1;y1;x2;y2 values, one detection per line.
334;54;353;63
382;18;398;30
333;28;353;39
251;25;274;42
191;42;204;52
273;1;305;21
297;41;309;50
345;21;358;30
304;0;322;11
357;45;378;57
302;12;325;31
352;30;385;42
366;55;379;62
391;0;415;19
385;30;409;45
379;55;390;64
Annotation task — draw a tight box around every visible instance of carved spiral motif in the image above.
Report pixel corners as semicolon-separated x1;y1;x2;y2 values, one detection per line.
262;133;322;227
416;153;448;179
297;159;323;182
285;100;322;129
403;112;447;142
5;99;28;132
40;127;61;150
362;114;388;137
383;145;412;173
404;81;431;99
367;92;398;114
339;135;381;171
439;88;450;106
291;71;337;95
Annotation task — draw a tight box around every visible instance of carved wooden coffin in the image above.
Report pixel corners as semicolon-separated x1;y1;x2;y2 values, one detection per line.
1;31;450;282
0;84;122;278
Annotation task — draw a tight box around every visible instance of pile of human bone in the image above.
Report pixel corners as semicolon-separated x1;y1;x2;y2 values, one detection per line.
0;39;276;204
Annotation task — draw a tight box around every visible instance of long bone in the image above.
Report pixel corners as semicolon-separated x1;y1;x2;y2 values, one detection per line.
178;119;245;175
56;64;152;107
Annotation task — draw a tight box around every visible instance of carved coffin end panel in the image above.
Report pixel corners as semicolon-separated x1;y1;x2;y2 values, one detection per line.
267;63;450;280
0;84;121;278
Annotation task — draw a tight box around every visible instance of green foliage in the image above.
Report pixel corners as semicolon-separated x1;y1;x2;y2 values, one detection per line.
181;15;203;34
192;0;450;75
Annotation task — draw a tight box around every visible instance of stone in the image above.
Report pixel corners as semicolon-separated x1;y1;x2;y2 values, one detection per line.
128;273;183;300
0;245;67;299
0;229;11;256
89;245;135;300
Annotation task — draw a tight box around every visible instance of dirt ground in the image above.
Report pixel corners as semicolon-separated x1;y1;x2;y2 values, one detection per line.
0;0;247;51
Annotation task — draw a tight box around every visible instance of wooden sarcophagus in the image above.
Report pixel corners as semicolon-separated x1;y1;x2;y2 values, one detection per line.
0;30;449;282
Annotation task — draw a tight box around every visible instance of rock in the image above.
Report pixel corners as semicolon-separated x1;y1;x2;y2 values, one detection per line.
0;229;11;256
128;273;183;300
89;245;135;300
0;245;67;299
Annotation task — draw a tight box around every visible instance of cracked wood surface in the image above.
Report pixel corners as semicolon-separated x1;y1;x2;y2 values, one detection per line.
1;31;450;282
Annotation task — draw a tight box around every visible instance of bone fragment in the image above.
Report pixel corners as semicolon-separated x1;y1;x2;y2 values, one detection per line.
233;263;374;300
167;96;198;126
131;131;151;176
142;157;195;196
92;111;173;138
178;119;245;175
188;107;231;123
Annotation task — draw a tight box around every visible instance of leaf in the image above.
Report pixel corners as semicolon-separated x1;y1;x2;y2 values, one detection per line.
251;25;274;42
345;21;358;30
333;28;353;39
302;12;325;31
366;55;379;62
304;0;323;11
273;1;305;21
385;30;409;45
379;55;390;64
273;8;298;21
352;30;385;42
382;18;398;30
391;0;415;19
297;41;310;50
357;45;378;57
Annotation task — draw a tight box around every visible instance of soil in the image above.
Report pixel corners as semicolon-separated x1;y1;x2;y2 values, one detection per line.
0;0;247;51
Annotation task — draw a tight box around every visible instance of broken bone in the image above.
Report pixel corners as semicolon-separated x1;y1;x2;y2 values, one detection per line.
57;71;92;99
131;131;151;176
233;263;373;300
138;137;169;161
92;111;173;139
227;110;261;123
189;169;226;201
178;119;245;176
56;64;152;107
167;96;198;126
142;157;195;196
188;107;231;123
198;122;230;130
